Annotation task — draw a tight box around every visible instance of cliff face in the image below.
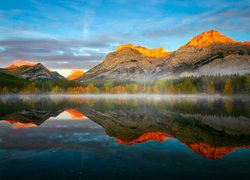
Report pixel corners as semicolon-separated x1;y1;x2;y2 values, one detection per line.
77;30;250;82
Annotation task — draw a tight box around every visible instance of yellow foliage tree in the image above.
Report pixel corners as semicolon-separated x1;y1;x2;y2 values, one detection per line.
223;79;233;95
51;86;64;94
169;85;178;94
207;81;215;94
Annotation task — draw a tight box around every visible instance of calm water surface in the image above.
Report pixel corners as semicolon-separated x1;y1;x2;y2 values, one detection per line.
0;95;249;180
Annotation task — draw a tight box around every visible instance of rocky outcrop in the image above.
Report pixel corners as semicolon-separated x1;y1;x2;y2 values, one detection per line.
2;63;66;82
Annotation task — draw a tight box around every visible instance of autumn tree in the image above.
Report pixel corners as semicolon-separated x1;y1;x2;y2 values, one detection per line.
154;80;166;93
21;82;40;94
169;85;178;94
177;79;197;93
207;81;215;94
85;82;99;93
103;81;114;93
126;83;138;93
1;86;8;94
51;86;64;94
223;78;233;95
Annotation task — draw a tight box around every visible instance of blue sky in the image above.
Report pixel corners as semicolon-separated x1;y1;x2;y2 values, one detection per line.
0;0;249;76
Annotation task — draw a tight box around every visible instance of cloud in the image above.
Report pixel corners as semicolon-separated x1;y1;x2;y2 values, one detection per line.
0;38;117;69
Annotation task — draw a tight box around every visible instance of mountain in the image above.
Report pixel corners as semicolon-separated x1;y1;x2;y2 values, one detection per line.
77;44;171;82
156;30;250;78
67;69;85;80
77;30;250;82
1;63;66;82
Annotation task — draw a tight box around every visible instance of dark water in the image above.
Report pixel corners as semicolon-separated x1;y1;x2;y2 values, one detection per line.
0;95;249;180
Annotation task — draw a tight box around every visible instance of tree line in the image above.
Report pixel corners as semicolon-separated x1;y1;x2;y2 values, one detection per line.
0;74;249;95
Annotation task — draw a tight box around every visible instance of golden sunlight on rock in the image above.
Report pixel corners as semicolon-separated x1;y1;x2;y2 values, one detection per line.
241;41;250;45
186;30;236;47
66;109;85;119
7;64;19;69
67;70;85;80
6;120;37;129
188;143;250;160
116;132;172;145
14;60;37;66
8;60;37;68
116;44;171;58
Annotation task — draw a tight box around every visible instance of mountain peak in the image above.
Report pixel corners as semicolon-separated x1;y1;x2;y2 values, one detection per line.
11;60;38;67
67;70;85;80
8;64;19;69
116;44;171;58
186;30;236;47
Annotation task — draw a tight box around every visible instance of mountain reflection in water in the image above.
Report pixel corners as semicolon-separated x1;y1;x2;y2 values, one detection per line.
0;95;249;180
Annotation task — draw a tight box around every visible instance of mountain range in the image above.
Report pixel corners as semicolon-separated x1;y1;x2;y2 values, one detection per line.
77;30;250;82
0;30;249;82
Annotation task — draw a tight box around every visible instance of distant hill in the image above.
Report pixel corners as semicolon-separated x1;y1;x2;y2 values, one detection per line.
1;63;66;82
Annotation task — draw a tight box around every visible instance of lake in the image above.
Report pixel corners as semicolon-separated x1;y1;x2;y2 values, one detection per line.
0;95;249;180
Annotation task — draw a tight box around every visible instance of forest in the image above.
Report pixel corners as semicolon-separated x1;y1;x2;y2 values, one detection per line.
0;72;249;95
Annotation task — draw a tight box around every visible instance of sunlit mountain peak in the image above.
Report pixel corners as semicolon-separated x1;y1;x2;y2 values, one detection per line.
8;60;38;69
186;29;236;47
116;44;171;58
7;64;19;69
67;69;85;80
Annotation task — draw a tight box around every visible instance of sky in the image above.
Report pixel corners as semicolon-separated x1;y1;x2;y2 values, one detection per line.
0;0;249;76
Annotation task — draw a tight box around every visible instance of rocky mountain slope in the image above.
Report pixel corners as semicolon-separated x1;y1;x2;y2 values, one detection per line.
156;30;250;78
77;45;171;82
1;63;66;82
77;30;250;82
